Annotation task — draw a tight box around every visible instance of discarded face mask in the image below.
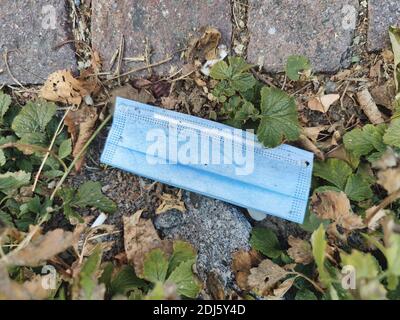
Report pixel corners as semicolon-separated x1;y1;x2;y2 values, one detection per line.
101;98;314;224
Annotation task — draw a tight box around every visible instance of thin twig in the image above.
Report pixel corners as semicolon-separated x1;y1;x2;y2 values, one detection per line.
3;50;29;91
32;108;72;192
365;190;400;225
106;56;173;81
50;114;112;200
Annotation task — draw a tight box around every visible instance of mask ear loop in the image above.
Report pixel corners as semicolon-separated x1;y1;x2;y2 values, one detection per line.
247;209;267;221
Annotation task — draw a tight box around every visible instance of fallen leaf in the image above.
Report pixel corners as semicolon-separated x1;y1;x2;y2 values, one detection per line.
308;94;339;113
65;105;98;171
6;229;78;267
186;27;221;62
231;249;261;291
268;278;295;300
311;191;365;231
205;272;226;300
109;84;155;108
247;259;289;296
40;70;93;106
123;210;172;276
377;168;400;194
299;135;325;161
303;126;327;143
156;193;186;215
357;89;385;124
371;81;396;110
161;96;179;110
287;236;313;265
0;265;53;300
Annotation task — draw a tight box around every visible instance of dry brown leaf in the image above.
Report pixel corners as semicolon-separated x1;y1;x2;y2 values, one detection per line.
247;259;289;296
371;148;399;170
303;126;327;143
311;191;365;231
377;168;400;194
123;210;172;276
64;105;98;171
231;249;262;291
156;193;186;215
0;265;53;300
326;145;356;166
268;278;295;300
308;94;339;113
206;272;226;300
299;135;325;161
161;96;179;110
287;236;313;265
357;89;385;124
6;229;77;267
40;70;92;106
371;81;396;110
186;27;221;62
109;84;155;108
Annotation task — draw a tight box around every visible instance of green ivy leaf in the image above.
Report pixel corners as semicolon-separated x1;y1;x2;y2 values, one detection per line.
109;266;147;297
143;249;169;283
231;73;257;92
75;181;117;213
58;139;72;159
0;171;31;194
0;91;12;123
286;55;311;81
383;119;400;148
257;87;300;148
79;246;103;300
12;100;57;138
344;124;387;158
311;224;331;287
168;241;197;277
167;259;201;298
234;101;259;122
210;61;230;80
340;250;379;280
344;173;373;202
313;159;353;190
250;227;282;259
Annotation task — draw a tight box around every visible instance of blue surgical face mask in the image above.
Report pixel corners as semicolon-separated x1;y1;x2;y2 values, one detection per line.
101;97;314;224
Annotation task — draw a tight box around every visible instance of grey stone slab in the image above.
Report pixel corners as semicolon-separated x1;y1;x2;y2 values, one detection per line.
247;0;359;73
154;192;251;285
368;0;400;51
0;0;76;85
91;0;232;77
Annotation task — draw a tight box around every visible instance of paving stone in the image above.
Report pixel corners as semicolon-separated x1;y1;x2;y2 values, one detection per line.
247;0;359;73
92;0;232;77
368;0;400;52
0;0;76;85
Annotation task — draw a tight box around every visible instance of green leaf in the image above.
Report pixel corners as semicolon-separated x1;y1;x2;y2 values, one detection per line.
250;227;282;259
79;246;103;300
12;100;57;138
286;55;311;81
0;171;31;194
344;173;373;202
0;91;12;123
168;241;197;276
384;119;400;148
109;266;147;297
295;288;318;300
344;124;387;158
0;150;6;167
231;73;256;92
166;259;201;298
228;56;254;75
143;249;169;283
389;27;400;92
301;209;329;233
311;224;331;287
313;159;353;190
210;61;230;80
75;181;117;213
234;101;259;122
58;139;72;159
340;250;379;280
0;210;13;227
257;87;301;148
384;233;400;290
